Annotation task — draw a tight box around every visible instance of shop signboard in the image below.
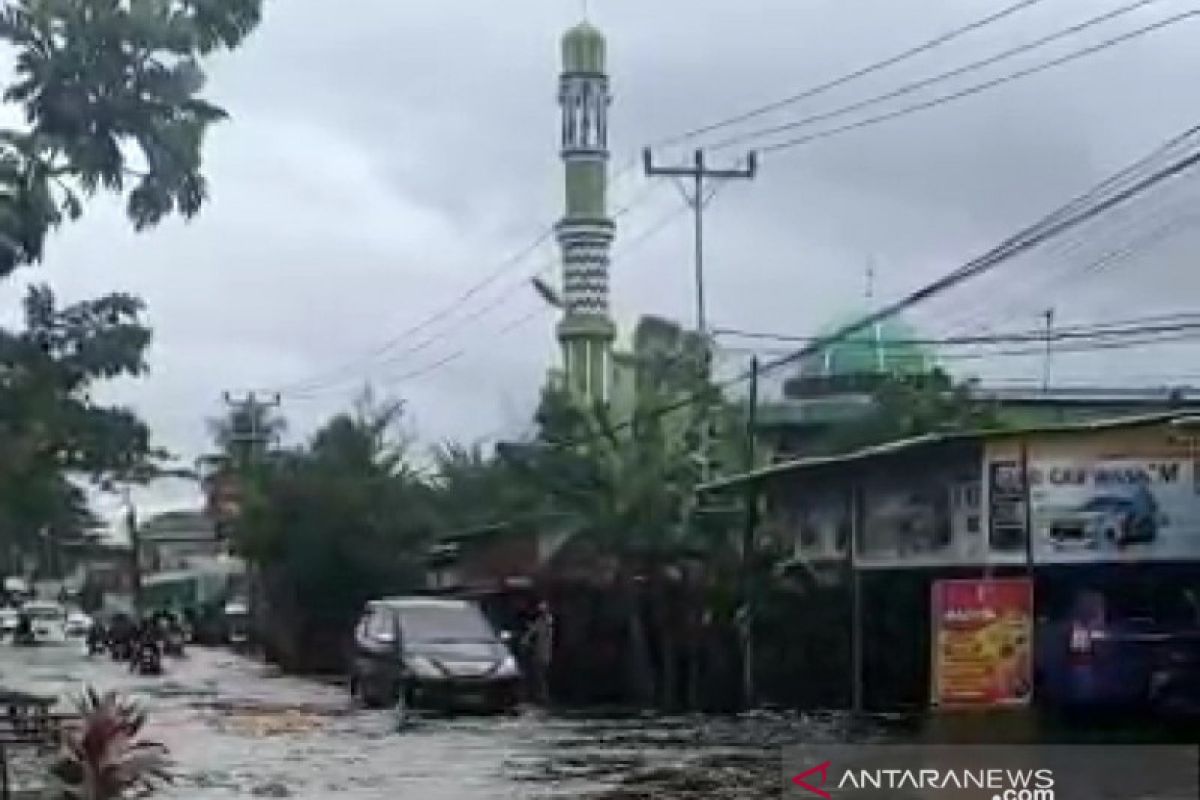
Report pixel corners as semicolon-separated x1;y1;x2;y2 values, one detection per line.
1028;458;1200;562
931;578;1033;708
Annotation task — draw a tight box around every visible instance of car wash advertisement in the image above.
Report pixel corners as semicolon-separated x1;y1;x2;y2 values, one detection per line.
1026;456;1200;563
931;578;1033;708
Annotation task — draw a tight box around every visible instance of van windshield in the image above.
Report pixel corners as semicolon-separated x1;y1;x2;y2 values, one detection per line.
23;604;63;621
397;605;495;644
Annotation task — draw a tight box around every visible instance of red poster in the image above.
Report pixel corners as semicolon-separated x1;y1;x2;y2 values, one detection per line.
931;578;1033;708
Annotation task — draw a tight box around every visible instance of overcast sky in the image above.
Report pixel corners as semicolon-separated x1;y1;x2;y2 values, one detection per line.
8;0;1200;512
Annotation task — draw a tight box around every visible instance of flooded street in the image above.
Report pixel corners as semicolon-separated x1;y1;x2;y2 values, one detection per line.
0;644;849;799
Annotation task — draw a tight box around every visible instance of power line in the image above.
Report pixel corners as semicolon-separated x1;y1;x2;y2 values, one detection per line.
285;202;693;401
758;11;1200;155
714;315;1200;347
650;0;1051;150
709;0;1169;152
931;206;1200;339
720;330;1200;362
537;121;1200;451
274;179;665;398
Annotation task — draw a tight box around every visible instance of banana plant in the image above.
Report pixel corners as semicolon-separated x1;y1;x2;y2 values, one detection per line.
49;687;170;800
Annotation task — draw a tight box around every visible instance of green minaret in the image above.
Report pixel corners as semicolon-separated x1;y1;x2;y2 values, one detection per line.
556;20;615;404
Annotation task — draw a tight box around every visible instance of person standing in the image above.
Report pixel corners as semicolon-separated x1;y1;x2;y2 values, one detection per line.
523;601;555;706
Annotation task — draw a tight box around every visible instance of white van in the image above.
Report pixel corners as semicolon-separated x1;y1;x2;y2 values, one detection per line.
21;601;67;644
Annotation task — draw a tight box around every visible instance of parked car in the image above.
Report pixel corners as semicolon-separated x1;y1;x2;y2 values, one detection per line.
349;597;520;713
1036;587;1200;714
1046;487;1161;550
20;601;67;644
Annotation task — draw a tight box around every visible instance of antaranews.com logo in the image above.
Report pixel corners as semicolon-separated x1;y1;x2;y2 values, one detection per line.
782;745;1198;800
793;760;1055;800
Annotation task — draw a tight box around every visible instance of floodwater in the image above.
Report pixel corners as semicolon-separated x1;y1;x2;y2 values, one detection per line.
0;644;856;799
1;644;1192;798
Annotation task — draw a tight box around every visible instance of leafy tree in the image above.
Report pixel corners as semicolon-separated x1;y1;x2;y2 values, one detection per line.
0;0;263;272
510;348;723;706
231;395;433;671
821;369;1002;454
0;285;158;564
0;0;264;570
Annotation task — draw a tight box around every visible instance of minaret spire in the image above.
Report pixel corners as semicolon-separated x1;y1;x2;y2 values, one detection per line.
556;18;615;404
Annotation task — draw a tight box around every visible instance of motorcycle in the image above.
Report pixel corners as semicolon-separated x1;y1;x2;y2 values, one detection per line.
132;640;163;676
11;616;36;647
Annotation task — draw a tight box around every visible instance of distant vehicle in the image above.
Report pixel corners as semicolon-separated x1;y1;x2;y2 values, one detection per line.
20;601;67;644
1037;588;1200;714
0;607;18;639
224;600;250;648
1046;487;1161;550
349;597;520;714
65;611;93;638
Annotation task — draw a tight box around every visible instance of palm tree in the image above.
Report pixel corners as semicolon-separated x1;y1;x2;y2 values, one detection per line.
49;688;170;800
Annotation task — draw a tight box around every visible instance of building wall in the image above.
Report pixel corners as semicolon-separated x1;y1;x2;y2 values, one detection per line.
772;445;983;570
984;422;1200;566
770;421;1200;570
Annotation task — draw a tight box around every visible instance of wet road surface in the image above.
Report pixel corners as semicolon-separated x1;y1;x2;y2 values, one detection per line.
0;644;844;799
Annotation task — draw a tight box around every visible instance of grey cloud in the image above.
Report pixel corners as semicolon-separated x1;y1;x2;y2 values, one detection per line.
0;0;1194;509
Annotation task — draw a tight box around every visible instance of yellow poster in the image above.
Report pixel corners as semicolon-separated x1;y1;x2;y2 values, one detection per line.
931;578;1033;707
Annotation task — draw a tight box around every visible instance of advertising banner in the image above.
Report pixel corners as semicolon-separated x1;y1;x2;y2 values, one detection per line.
1028;458;1200;563
931;578;1033;708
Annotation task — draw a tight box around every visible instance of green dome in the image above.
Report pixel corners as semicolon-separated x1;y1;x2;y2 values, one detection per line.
800;313;934;379
562;21;606;73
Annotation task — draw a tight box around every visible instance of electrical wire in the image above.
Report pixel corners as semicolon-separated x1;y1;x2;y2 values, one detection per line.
284;201;694;401
533;121;1200;451
649;0;1051;150
758;11;1200;155
274;177;664;398
708;0;1169;152
714;315;1200;347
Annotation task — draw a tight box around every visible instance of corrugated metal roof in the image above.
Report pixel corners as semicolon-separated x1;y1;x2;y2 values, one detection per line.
699;411;1199;493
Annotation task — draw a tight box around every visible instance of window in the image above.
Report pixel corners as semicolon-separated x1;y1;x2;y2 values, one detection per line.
365;608;395;642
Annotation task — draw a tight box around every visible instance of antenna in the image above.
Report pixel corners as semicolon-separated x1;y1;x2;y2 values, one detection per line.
865;257;876;301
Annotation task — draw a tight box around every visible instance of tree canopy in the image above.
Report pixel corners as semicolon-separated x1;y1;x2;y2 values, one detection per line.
0;0;263;569
0;0;263;273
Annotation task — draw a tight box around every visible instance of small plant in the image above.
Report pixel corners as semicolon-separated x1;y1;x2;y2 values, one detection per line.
49;687;170;800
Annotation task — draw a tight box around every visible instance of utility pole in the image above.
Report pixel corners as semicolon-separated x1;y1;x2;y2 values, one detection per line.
221;392;282;466
1042;308;1055;393
644;148;757;484
220;391;280;658
642;148;758;340
123;487;142;616
740;356;760;708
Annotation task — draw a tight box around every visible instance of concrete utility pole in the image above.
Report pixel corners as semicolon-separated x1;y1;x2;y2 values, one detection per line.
1042;307;1055;393
642;148;758;339
220;391;280;656
740;356;760;708
221;392;282;466
643;148;757;485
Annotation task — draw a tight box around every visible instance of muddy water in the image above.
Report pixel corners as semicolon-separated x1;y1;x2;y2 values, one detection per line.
5;645;1185;798
0;645;864;799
